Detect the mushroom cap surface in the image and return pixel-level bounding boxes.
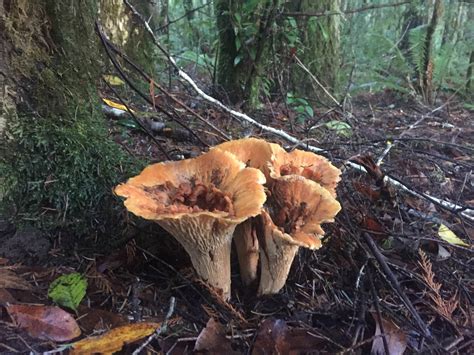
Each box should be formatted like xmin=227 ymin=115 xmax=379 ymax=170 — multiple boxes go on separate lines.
xmin=269 ymin=149 xmax=341 ymax=197
xmin=212 ymin=138 xmax=284 ymax=180
xmin=114 ymin=149 xmax=266 ymax=223
xmin=265 ymin=175 xmax=341 ymax=248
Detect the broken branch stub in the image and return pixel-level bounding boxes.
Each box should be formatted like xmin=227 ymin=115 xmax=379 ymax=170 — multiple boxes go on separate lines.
xmin=258 ymin=176 xmax=341 ymax=295
xmin=114 ymin=149 xmax=266 ymax=299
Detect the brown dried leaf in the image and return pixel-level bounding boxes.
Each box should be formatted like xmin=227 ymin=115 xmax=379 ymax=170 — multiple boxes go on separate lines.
xmin=0 ymin=288 xmax=16 ymax=303
xmin=371 ymin=314 xmax=407 ymax=355
xmin=71 ymin=322 xmax=161 ymax=354
xmin=252 ymin=319 xmax=324 ymax=355
xmin=194 ymin=318 xmax=237 ymax=354
xmin=6 ymin=304 xmax=81 ymax=342
xmin=0 ymin=268 xmax=32 ymax=290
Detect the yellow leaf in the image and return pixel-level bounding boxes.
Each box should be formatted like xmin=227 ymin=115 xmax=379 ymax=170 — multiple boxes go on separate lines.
xmin=70 ymin=322 xmax=161 ymax=355
xmin=438 ymin=224 xmax=469 ymax=247
xmin=102 ymin=98 xmax=134 ymax=113
xmin=103 ymin=75 xmax=125 ymax=86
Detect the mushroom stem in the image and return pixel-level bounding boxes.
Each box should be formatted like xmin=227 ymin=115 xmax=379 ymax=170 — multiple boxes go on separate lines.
xmin=256 ymin=212 xmax=300 ymax=295
xmin=159 ymin=216 xmax=236 ymax=300
xmin=233 ymin=220 xmax=259 ymax=286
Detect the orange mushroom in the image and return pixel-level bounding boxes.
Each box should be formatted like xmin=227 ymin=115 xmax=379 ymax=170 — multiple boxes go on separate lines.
xmin=212 ymin=138 xmax=285 ymax=285
xmin=269 ymin=149 xmax=341 ymax=197
xmin=114 ymin=149 xmax=266 ymax=299
xmin=257 ymin=175 xmax=341 ymax=295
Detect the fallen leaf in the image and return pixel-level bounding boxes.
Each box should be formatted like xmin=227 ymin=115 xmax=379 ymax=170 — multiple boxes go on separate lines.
xmin=103 ymin=75 xmax=125 ymax=86
xmin=371 ymin=314 xmax=407 ymax=355
xmin=102 ymin=98 xmax=134 ymax=113
xmin=194 ymin=318 xmax=236 ymax=354
xmin=6 ymin=304 xmax=81 ymax=342
xmin=0 ymin=268 xmax=32 ymax=290
xmin=70 ymin=322 xmax=161 ymax=355
xmin=438 ymin=224 xmax=470 ymax=247
xmin=0 ymin=288 xmax=16 ymax=303
xmin=252 ymin=319 xmax=324 ymax=355
xmin=76 ymin=306 xmax=128 ymax=334
xmin=48 ymin=272 xmax=87 ymax=311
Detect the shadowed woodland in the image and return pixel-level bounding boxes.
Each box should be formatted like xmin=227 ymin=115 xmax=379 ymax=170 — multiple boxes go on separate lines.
xmin=0 ymin=0 xmax=473 ymax=353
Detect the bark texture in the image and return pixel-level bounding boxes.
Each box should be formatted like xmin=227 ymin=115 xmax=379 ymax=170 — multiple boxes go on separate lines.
xmin=291 ymin=0 xmax=341 ymax=102
xmin=0 ymin=0 xmax=130 ymax=233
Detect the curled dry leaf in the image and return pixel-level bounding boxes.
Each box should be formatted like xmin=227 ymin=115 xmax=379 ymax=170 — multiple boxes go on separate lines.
xmin=0 ymin=268 xmax=32 ymax=290
xmin=71 ymin=322 xmax=161 ymax=355
xmin=194 ymin=318 xmax=237 ymax=354
xmin=371 ymin=313 xmax=407 ymax=355
xmin=6 ymin=304 xmax=81 ymax=342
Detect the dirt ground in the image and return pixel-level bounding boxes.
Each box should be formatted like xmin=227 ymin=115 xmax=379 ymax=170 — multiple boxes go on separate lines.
xmin=0 ymin=90 xmax=472 ymax=353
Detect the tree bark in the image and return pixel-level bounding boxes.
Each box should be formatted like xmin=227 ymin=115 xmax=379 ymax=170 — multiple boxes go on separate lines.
xmin=291 ymin=0 xmax=341 ymax=103
xmin=0 ymin=0 xmax=129 ymax=233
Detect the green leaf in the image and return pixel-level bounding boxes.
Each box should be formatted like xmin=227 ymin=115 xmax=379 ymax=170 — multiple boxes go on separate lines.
xmin=438 ymin=224 xmax=470 ymax=247
xmin=249 ymin=48 xmax=257 ymax=61
xmin=117 ymin=119 xmax=140 ymax=129
xmin=317 ymin=22 xmax=329 ymax=42
xmin=234 ymin=13 xmax=241 ymax=24
xmin=325 ymin=120 xmax=352 ymax=137
xmin=234 ymin=54 xmax=243 ymax=66
xmin=48 ymin=273 xmax=87 ymax=311
xmin=305 ymin=106 xmax=314 ymax=117
xmin=103 ymin=75 xmax=125 ymax=86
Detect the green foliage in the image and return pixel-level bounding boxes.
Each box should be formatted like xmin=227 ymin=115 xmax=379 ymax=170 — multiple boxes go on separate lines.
xmin=408 ymin=24 xmax=428 ymax=76
xmin=324 ymin=120 xmax=352 ymax=137
xmin=286 ymin=93 xmax=314 ymax=123
xmin=48 ymin=272 xmax=87 ymax=311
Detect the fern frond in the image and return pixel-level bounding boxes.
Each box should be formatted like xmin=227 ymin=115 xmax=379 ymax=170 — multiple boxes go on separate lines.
xmin=418 ymin=249 xmax=459 ymax=324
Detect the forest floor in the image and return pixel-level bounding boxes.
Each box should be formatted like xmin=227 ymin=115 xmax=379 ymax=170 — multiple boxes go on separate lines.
xmin=0 ymin=88 xmax=472 ymax=354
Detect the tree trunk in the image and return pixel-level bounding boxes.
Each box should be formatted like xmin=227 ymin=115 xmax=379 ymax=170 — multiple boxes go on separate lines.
xmin=1 ymin=0 xmax=130 ymax=233
xmin=214 ymin=0 xmax=279 ymax=109
xmin=291 ymin=0 xmax=341 ymax=103
xmin=214 ymin=0 xmax=243 ymax=103
xmin=467 ymin=50 xmax=474 ymax=98
xmin=420 ymin=0 xmax=443 ymax=104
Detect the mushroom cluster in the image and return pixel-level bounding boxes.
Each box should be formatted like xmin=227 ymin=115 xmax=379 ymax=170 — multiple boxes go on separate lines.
xmin=115 ymin=138 xmax=341 ymax=299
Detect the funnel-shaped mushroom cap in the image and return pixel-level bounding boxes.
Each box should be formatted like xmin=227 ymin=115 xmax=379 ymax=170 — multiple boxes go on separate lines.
xmin=212 ymin=138 xmax=285 ymax=285
xmin=269 ymin=149 xmax=341 ymax=197
xmin=212 ymin=138 xmax=285 ymax=180
xmin=115 ymin=149 xmax=266 ymax=299
xmin=258 ymin=175 xmax=341 ymax=295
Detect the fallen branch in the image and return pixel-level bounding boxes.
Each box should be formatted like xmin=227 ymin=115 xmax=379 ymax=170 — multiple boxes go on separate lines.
xmin=123 ymin=0 xmax=474 ymax=223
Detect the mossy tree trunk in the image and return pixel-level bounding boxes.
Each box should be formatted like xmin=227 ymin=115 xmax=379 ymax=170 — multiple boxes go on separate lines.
xmin=100 ymin=0 xmax=160 ymax=76
xmin=1 ymin=0 xmax=131 ymax=234
xmin=214 ymin=0 xmax=279 ymax=110
xmin=290 ymin=0 xmax=341 ymax=104
xmin=214 ymin=0 xmax=242 ymax=103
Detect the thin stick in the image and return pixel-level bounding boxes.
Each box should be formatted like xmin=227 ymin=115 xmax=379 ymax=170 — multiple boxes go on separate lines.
xmin=122 ymin=0 xmax=474 ymax=223
xmin=362 ymin=232 xmax=432 ymax=339
xmin=103 ymin=78 xmax=171 ymax=159
xmin=132 ymin=297 xmax=176 ymax=355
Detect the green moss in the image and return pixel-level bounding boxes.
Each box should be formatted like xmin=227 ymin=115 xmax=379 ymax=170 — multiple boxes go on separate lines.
xmin=1 ymin=0 xmax=142 ymax=234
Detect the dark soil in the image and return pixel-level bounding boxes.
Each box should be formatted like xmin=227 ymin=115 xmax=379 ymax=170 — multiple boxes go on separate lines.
xmin=1 ymin=90 xmax=472 ymax=354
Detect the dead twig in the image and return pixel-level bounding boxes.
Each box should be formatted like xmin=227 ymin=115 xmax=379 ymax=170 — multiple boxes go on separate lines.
xmin=123 ymin=0 xmax=474 ymax=223
xmin=362 ymin=232 xmax=432 ymax=340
